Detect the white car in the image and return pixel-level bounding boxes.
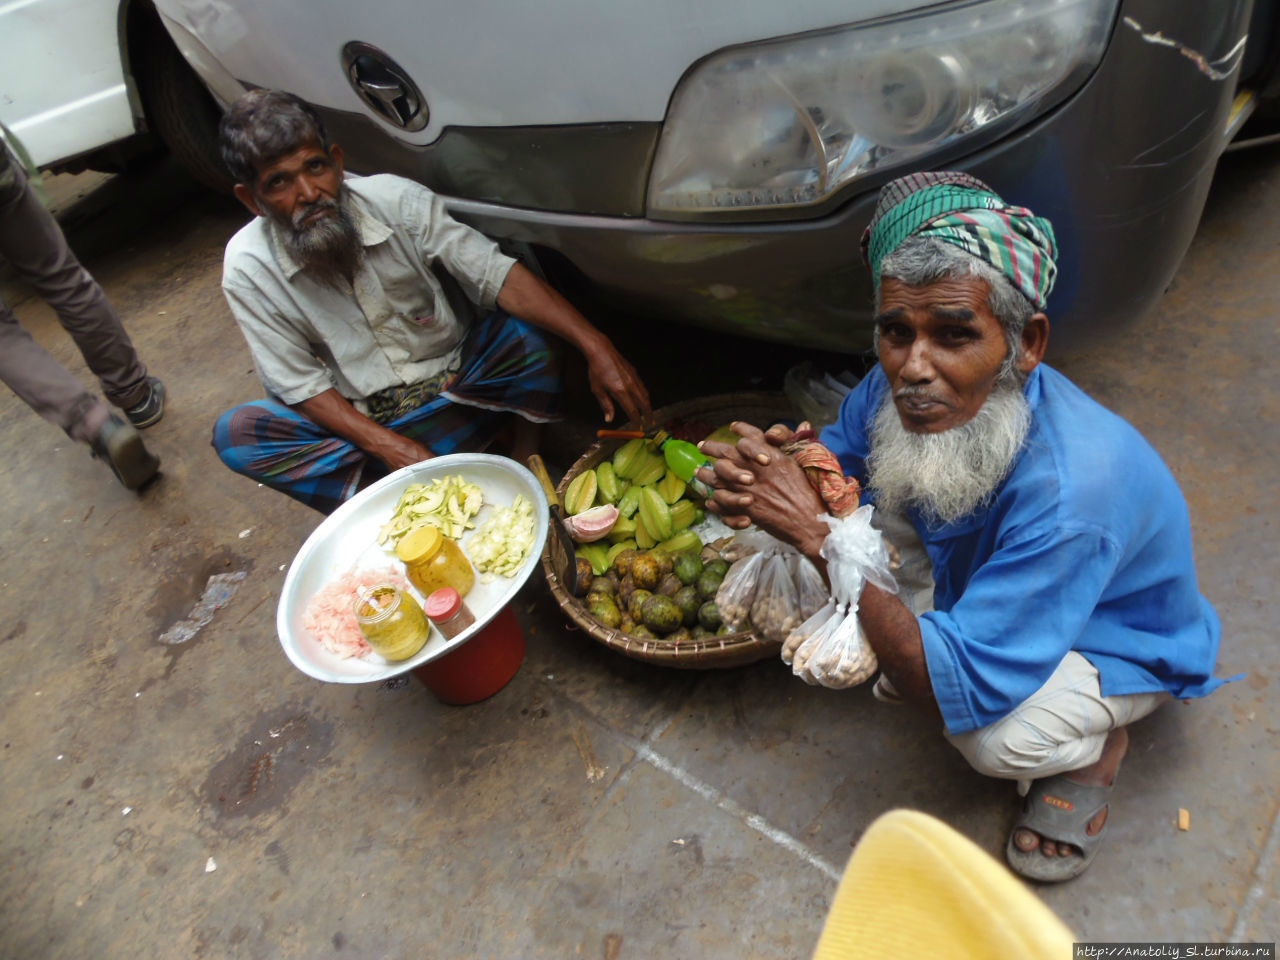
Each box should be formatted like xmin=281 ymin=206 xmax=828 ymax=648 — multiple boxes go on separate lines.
xmin=0 ymin=0 xmax=226 ymax=188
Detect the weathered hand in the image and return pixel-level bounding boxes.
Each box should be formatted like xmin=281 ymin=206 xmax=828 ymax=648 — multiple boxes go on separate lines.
xmin=763 ymin=423 xmax=797 ymax=447
xmin=697 ymin=422 xmax=829 ymax=558
xmin=585 ymin=340 xmax=652 ymax=426
xmin=371 ymin=432 xmax=434 ymax=472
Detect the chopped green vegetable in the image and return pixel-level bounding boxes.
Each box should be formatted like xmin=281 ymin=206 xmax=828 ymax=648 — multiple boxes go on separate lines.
xmin=378 ymin=475 xmax=484 ymax=546
xmin=467 ymin=495 xmax=536 ymax=577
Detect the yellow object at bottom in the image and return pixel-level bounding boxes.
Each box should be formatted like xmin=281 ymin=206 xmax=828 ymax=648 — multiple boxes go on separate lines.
xmin=812 ymin=810 xmax=1074 ymax=960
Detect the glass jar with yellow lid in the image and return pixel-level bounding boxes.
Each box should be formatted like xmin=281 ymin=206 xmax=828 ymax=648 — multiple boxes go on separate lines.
xmin=395 ymin=525 xmax=475 ymax=599
xmin=354 ymin=584 xmax=430 ymax=661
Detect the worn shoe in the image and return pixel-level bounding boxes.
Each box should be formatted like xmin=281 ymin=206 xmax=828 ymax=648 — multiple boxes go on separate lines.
xmin=125 ymin=376 xmax=166 ymax=429
xmin=91 ymin=414 xmax=160 ymax=490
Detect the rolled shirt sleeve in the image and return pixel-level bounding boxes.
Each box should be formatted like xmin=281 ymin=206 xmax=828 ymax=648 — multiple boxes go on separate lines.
xmin=920 ymin=526 xmax=1122 ymax=735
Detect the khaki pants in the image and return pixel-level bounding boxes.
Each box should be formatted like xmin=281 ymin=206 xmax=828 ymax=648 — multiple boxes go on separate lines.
xmin=946 ymin=651 xmax=1166 ymax=788
xmin=874 ymin=511 xmax=1166 ymax=786
xmin=0 ymin=150 xmax=148 ymax=442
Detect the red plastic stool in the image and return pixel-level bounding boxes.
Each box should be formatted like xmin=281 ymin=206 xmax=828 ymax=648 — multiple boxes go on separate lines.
xmin=412 ymin=603 xmax=525 ymax=705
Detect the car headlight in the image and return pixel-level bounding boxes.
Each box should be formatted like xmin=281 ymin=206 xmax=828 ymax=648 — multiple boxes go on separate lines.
xmin=647 ymin=0 xmax=1116 ymax=218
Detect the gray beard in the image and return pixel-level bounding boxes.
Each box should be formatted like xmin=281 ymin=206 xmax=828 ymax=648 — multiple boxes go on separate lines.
xmin=279 ymin=191 xmax=362 ymax=284
xmin=866 ymin=377 xmax=1032 ymax=526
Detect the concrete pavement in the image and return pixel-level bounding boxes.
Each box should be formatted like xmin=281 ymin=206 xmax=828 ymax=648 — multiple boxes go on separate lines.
xmin=0 ymin=148 xmax=1274 ymax=958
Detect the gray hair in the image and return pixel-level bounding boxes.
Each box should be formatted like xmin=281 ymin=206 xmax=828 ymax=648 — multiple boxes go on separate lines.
xmin=219 ymin=89 xmax=332 ymax=187
xmin=875 ymin=237 xmax=1034 ymax=382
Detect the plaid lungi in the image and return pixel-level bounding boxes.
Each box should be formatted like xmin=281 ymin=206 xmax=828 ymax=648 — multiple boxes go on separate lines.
xmin=213 ymin=311 xmax=561 ymax=514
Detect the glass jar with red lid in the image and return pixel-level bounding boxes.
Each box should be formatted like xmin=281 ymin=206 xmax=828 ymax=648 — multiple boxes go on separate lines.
xmin=422 ymin=587 xmax=476 ymax=639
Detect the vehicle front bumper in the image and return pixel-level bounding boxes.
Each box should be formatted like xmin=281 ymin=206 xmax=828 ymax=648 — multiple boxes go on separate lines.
xmin=444 ymin=0 xmax=1248 ymax=354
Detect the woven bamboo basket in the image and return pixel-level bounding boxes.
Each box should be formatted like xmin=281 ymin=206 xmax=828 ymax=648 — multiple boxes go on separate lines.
xmin=541 ymin=391 xmax=795 ymax=669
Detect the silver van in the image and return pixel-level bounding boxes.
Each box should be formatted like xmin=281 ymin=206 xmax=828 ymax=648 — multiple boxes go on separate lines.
xmin=153 ymin=0 xmax=1277 ymax=350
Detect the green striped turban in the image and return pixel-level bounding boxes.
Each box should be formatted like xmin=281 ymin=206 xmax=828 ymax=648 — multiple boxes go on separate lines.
xmin=860 ymin=171 xmax=1058 ymax=311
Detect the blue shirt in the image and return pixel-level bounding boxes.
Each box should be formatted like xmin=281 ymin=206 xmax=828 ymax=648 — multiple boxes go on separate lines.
xmin=820 ymin=364 xmax=1225 ymax=735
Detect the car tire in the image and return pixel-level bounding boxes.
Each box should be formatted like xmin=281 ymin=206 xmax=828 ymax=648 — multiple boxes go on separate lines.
xmin=139 ymin=39 xmax=231 ymax=193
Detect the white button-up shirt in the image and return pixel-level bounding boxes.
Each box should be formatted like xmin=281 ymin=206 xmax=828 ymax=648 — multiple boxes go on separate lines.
xmin=222 ymin=173 xmax=516 ymax=412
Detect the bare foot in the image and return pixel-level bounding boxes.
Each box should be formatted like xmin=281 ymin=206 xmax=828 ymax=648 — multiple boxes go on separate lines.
xmin=1013 ymin=726 xmax=1129 ymax=859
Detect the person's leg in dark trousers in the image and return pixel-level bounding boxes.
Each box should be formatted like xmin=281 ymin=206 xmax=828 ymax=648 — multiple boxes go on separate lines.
xmin=0 ymin=148 xmax=160 ymax=487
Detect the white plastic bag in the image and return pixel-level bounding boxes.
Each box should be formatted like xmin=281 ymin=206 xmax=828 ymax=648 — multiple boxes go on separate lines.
xmin=750 ymin=552 xmax=803 ymax=644
xmin=714 ymin=528 xmax=794 ymax=633
xmin=791 ymin=553 xmax=829 ymax=621
xmin=797 ymin=609 xmax=875 ymax=687
xmin=715 ymin=552 xmax=764 ymax=631
xmin=784 ymin=599 xmax=839 ymax=667
xmin=783 ymin=362 xmax=861 ymax=433
xmin=786 ymin=505 xmax=898 ymax=689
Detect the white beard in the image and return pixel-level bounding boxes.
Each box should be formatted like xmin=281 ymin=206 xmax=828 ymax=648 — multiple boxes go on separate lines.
xmin=866 ymin=379 xmax=1032 ymax=526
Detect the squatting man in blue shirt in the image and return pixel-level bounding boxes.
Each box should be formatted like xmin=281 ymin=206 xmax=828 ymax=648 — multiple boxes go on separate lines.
xmin=698 ymin=172 xmax=1226 ymax=883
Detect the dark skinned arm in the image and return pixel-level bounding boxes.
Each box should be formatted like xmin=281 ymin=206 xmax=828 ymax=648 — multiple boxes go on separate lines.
xmin=295 ymin=388 xmax=433 ymax=472
xmin=495 ymin=263 xmax=651 ymax=425
xmin=698 ymin=421 xmax=938 ymax=712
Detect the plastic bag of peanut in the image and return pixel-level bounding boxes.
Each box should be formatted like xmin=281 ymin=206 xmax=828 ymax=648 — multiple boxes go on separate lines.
xmin=715 ymin=528 xmax=784 ymax=630
xmin=790 ymin=505 xmax=898 ymax=689
xmin=750 ymin=552 xmax=803 ymax=644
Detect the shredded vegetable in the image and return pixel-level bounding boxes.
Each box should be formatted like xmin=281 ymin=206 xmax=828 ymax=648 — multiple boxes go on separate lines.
xmin=467 ymin=495 xmax=536 ymax=578
xmin=378 ymin=475 xmax=484 ymax=546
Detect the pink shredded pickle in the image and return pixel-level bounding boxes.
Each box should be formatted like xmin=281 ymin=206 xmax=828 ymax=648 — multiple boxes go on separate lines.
xmin=302 ymin=567 xmax=411 ymax=660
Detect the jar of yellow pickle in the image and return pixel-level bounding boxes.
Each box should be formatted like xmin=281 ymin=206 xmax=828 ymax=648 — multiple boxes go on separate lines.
xmin=354 ymin=584 xmax=430 ymax=661
xmin=395 ymin=525 xmax=475 ymax=599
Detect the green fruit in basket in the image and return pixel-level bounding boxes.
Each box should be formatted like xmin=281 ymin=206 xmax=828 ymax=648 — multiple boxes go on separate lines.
xmin=674 ymin=553 xmax=703 ymax=586
xmin=716 ymin=623 xmax=736 ymax=636
xmin=606 ymin=516 xmax=637 ymax=543
xmin=620 ymin=615 xmax=636 ymax=633
xmin=656 ymin=469 xmax=686 ymax=505
xmin=698 ymin=601 xmax=723 ymax=631
xmin=692 ymin=625 xmax=713 ymax=640
xmin=632 ymin=452 xmax=667 ymax=487
xmin=638 ymin=488 xmax=674 ymax=541
xmin=564 ymin=470 xmax=599 ymax=516
xmin=705 ymin=424 xmax=741 ymax=447
xmin=674 ymin=585 xmax=700 ymax=626
xmin=634 ymin=517 xmax=656 ymax=550
xmin=596 ymin=461 xmax=622 ymax=503
xmin=640 ymin=594 xmax=683 ymax=634
xmin=657 ymin=530 xmax=701 ymax=556
xmin=587 ymin=575 xmax=616 ymax=597
xmin=631 ymin=625 xmax=657 ymax=639
xmin=631 ymin=553 xmax=661 ymax=590
xmin=606 ymin=540 xmax=637 ymax=567
xmin=696 ymin=570 xmax=725 ymax=601
xmin=667 ymin=627 xmax=693 ymax=644
xmin=572 ymin=559 xmax=593 ymax=596
xmin=668 ymin=500 xmax=696 ymax=531
xmin=657 ymin=573 xmax=682 ymax=597
xmin=588 ymin=596 xmax=622 ymax=629
xmin=610 ymin=547 xmax=638 ymax=577
xmin=628 ymin=589 xmax=653 ymax=622
xmin=612 ymin=438 xmax=647 ymax=479
xmin=617 ymin=572 xmax=636 ymax=606
xmin=615 ymin=485 xmax=643 ymax=519
xmin=704 ymin=559 xmax=730 ymax=579
xmin=575 ymin=543 xmax=609 ymax=577
xmin=650 ymin=552 xmax=670 ymax=583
